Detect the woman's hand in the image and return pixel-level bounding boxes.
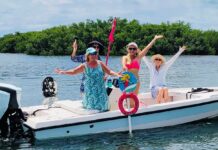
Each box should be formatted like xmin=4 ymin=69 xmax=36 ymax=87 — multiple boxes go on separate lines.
xmin=179 ymin=45 xmax=187 ymax=51
xmin=54 ymin=68 xmax=65 ymax=74
xmin=122 ymin=66 xmax=128 ymax=72
xmin=154 ymin=35 xmax=164 ymax=40
xmin=71 ymin=39 xmax=78 ymax=57
xmin=72 ymin=40 xmax=78 ymax=50
xmin=117 ymin=74 xmax=123 ymax=78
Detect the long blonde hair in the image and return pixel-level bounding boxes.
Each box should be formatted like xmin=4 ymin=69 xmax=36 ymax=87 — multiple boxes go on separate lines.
xmin=126 ymin=48 xmax=141 ymax=59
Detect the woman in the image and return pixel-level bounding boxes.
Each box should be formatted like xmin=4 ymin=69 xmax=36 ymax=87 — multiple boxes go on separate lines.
xmin=71 ymin=40 xmax=104 ymax=94
xmin=143 ymin=46 xmax=187 ymax=103
xmin=56 ymin=47 xmax=120 ymax=112
xmin=122 ymin=35 xmax=163 ymax=97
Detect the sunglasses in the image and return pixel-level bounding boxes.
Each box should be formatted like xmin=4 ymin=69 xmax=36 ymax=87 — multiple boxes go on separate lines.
xmin=89 ymin=52 xmax=97 ymax=56
xmin=129 ymin=48 xmax=137 ymax=51
xmin=93 ymin=45 xmax=99 ymax=49
xmin=155 ymin=58 xmax=162 ymax=61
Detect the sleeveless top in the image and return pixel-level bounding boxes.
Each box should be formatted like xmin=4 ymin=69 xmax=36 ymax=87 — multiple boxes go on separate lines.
xmin=83 ymin=61 xmax=108 ymax=111
xmin=126 ymin=59 xmax=140 ymax=70
xmin=71 ymin=55 xmax=101 ymax=93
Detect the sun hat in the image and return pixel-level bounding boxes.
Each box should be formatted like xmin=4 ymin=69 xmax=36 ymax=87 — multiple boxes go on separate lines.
xmin=88 ymin=41 xmax=104 ymax=51
xmin=151 ymin=54 xmax=166 ymax=63
xmin=127 ymin=42 xmax=138 ymax=48
xmin=86 ymin=47 xmax=97 ymax=55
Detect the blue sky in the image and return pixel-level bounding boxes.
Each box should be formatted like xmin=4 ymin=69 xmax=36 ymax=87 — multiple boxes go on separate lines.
xmin=1 ymin=0 xmax=218 ymax=37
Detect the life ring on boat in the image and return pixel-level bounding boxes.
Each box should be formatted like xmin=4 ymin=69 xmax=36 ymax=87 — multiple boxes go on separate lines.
xmin=118 ymin=93 xmax=139 ymax=116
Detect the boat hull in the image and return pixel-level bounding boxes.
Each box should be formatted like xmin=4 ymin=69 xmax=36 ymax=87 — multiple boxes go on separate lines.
xmin=27 ymin=98 xmax=218 ymax=140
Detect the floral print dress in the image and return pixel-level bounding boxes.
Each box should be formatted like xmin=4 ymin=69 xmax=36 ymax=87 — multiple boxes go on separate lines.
xmin=83 ymin=61 xmax=108 ymax=111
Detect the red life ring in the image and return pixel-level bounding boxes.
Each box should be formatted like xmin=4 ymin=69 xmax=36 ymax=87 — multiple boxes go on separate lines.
xmin=118 ymin=93 xmax=139 ymax=115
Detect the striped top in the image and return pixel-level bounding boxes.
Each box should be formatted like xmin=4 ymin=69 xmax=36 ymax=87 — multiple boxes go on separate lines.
xmin=143 ymin=48 xmax=184 ymax=89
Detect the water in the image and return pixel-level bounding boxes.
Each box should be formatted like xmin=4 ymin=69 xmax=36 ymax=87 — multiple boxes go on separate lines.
xmin=0 ymin=53 xmax=218 ymax=149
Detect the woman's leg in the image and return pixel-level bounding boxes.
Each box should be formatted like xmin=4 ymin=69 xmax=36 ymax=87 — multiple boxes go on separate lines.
xmin=130 ymin=82 xmax=140 ymax=107
xmin=156 ymin=88 xmax=164 ymax=103
xmin=163 ymin=88 xmax=170 ymax=102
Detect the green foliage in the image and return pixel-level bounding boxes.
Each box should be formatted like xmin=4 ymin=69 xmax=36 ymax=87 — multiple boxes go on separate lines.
xmin=0 ymin=18 xmax=217 ymax=55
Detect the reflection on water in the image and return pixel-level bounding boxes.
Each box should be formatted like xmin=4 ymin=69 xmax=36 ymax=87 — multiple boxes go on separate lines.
xmin=0 ymin=54 xmax=218 ymax=149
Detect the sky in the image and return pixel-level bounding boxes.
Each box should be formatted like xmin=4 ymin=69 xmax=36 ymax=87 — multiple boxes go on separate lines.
xmin=1 ymin=0 xmax=218 ymax=37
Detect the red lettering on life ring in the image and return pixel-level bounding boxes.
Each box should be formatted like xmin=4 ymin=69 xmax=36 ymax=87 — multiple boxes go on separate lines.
xmin=118 ymin=93 xmax=139 ymax=115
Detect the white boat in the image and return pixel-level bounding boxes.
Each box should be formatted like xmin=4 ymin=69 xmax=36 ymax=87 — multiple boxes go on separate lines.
xmin=1 ymin=82 xmax=218 ymax=140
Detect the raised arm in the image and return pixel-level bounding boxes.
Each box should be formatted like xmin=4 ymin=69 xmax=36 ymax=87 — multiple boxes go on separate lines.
xmin=138 ymin=35 xmax=163 ymax=59
xmin=142 ymin=56 xmax=152 ymax=70
xmin=100 ymin=61 xmax=121 ymax=77
xmin=165 ymin=46 xmax=186 ymax=68
xmin=71 ymin=39 xmax=78 ymax=57
xmin=55 ymin=64 xmax=85 ymax=75
xmin=71 ymin=40 xmax=86 ymax=63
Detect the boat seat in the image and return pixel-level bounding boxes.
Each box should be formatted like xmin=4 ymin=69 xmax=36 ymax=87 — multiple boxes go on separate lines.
xmin=54 ymin=100 xmax=100 ymax=115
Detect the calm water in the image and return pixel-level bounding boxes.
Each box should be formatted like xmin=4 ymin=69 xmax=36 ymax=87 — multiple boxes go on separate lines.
xmin=0 ymin=53 xmax=218 ymax=149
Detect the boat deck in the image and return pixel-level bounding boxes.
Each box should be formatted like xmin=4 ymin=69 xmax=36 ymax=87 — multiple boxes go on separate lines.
xmin=22 ymin=87 xmax=218 ymax=130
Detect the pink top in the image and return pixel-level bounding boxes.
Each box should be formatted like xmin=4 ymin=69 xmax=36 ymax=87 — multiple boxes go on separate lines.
xmin=126 ymin=59 xmax=140 ymax=70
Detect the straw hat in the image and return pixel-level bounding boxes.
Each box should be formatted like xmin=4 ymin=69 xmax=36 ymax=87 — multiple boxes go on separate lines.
xmin=127 ymin=42 xmax=138 ymax=48
xmin=151 ymin=54 xmax=166 ymax=64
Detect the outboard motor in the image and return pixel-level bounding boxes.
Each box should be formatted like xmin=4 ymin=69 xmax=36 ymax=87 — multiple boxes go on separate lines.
xmin=0 ymin=83 xmax=26 ymax=139
xmin=42 ymin=77 xmax=58 ymax=107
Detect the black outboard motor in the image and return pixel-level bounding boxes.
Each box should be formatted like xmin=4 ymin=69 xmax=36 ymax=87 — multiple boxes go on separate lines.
xmin=0 ymin=83 xmax=26 ymax=139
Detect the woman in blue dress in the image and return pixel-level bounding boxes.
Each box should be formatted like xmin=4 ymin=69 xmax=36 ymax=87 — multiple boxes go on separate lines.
xmin=55 ymin=47 xmax=121 ymax=111
xmin=71 ymin=40 xmax=104 ymax=94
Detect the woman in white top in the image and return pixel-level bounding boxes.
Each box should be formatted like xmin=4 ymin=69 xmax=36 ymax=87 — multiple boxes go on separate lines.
xmin=143 ymin=46 xmax=186 ymax=103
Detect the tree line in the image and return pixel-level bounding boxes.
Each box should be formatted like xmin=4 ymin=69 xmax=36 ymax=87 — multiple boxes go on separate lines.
xmin=0 ymin=18 xmax=218 ymax=56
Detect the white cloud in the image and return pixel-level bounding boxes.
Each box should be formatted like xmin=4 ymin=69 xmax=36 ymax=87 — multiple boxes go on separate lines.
xmin=1 ymin=0 xmax=218 ymax=37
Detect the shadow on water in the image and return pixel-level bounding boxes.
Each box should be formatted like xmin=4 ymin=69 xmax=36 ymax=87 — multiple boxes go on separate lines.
xmin=1 ymin=118 xmax=218 ymax=150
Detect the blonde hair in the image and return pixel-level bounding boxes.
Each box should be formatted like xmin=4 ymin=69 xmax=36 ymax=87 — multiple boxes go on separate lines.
xmin=85 ymin=54 xmax=89 ymax=62
xmin=151 ymin=54 xmax=166 ymax=64
xmin=126 ymin=46 xmax=140 ymax=57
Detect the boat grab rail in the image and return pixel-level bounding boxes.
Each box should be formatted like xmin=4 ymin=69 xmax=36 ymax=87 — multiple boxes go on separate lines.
xmin=30 ymin=106 xmax=61 ymax=116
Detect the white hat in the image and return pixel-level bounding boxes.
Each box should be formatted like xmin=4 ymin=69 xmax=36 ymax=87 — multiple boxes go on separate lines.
xmin=127 ymin=42 xmax=138 ymax=48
